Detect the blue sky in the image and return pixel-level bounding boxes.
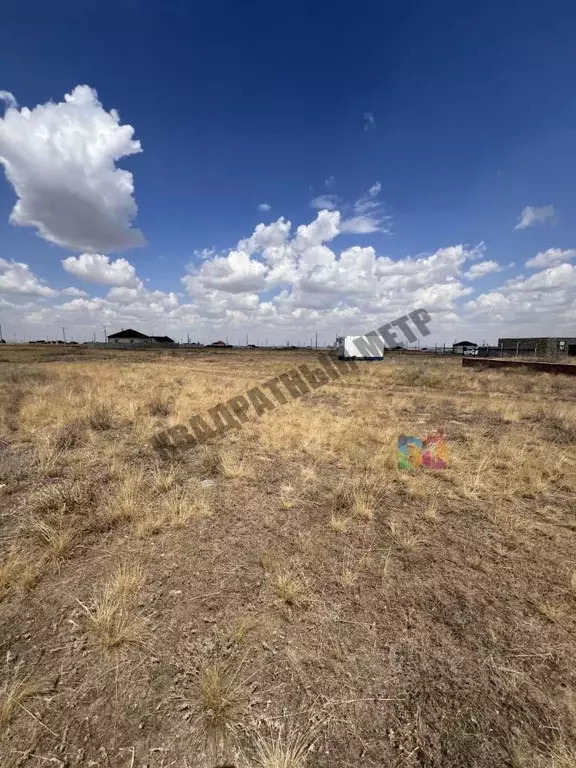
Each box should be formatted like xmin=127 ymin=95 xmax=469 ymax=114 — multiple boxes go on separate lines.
xmin=0 ymin=0 xmax=575 ymax=344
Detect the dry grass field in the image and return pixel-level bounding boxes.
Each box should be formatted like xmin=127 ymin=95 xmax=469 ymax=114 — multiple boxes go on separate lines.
xmin=0 ymin=346 xmax=575 ymax=768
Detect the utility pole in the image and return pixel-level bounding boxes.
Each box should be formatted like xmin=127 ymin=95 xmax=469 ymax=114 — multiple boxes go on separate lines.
xmin=103 ymin=326 xmax=107 ymax=342
xmin=245 ymin=333 xmax=248 ymax=346
xmin=315 ymin=332 xmax=318 ymax=349
xmin=62 ymin=327 xmax=66 ymax=343
xmin=0 ymin=324 xmax=3 ymax=342
xmin=265 ymin=337 xmax=268 ymax=348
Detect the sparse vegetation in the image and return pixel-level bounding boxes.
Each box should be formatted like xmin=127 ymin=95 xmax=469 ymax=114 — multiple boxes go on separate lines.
xmin=252 ymin=724 xmax=318 ymax=768
xmin=0 ymin=347 xmax=575 ymax=765
xmin=195 ymin=658 xmax=249 ymax=759
xmin=0 ymin=672 xmax=51 ymax=726
xmin=80 ymin=562 xmax=146 ymax=649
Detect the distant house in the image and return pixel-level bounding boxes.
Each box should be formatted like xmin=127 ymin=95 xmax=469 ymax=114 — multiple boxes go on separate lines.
xmin=453 ymin=340 xmax=478 ymax=356
xmin=209 ymin=340 xmax=230 ymax=347
xmin=107 ymin=329 xmax=174 ymax=345
xmin=151 ymin=335 xmax=175 ymax=343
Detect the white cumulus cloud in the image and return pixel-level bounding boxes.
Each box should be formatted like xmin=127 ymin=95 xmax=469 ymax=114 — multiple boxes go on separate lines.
xmin=189 ymin=250 xmax=268 ymax=294
xmin=61 ymin=287 xmax=89 ymax=297
xmin=525 ymin=248 xmax=576 ymax=269
xmin=0 ymin=91 xmax=17 ymax=109
xmin=62 ymin=253 xmax=141 ymax=287
xmin=257 ymin=202 xmax=271 ymax=212
xmin=464 ymin=260 xmax=502 ymax=279
xmin=0 ymin=85 xmax=145 ymax=252
xmin=0 ymin=258 xmax=57 ymax=296
xmin=515 ymin=205 xmax=556 ymax=230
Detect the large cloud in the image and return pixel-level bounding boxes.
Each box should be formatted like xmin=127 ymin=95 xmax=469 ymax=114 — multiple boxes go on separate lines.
xmin=3 ymin=204 xmax=575 ymax=345
xmin=181 ymin=211 xmax=483 ymax=340
xmin=0 ymin=85 xmax=145 ymax=252
xmin=526 ymin=248 xmax=576 ymax=269
xmin=62 ymin=254 xmax=140 ymax=287
xmin=0 ymin=258 xmax=57 ymax=297
xmin=466 ymin=263 xmax=576 ymax=335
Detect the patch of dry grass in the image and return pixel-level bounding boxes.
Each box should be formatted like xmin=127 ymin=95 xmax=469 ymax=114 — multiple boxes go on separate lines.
xmin=80 ymin=563 xmax=146 ymax=649
xmin=251 ymin=724 xmax=317 ymax=768
xmin=135 ymin=483 xmax=213 ymax=536
xmin=0 ymin=551 xmax=41 ymax=600
xmin=28 ymin=516 xmax=77 ymax=559
xmin=0 ymin=673 xmax=51 ymax=726
xmin=328 ymin=514 xmax=351 ymax=533
xmin=536 ymin=600 xmax=567 ymax=624
xmin=272 ymin=569 xmax=307 ymax=607
xmin=195 ymin=658 xmax=249 ymax=758
xmin=352 ymin=486 xmax=376 ymax=520
xmin=219 ymin=448 xmax=253 ymax=480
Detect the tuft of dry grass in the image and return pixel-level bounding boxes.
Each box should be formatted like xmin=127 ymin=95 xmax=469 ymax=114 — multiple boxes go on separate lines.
xmin=28 ymin=517 xmax=77 ymax=559
xmin=0 ymin=551 xmax=41 ymax=599
xmin=228 ymin=615 xmax=257 ymax=647
xmin=101 ymin=470 xmax=146 ymax=527
xmin=339 ymin=567 xmax=359 ymax=588
xmin=135 ymin=484 xmax=213 ymax=536
xmin=252 ymin=724 xmax=317 ymax=768
xmin=220 ymin=448 xmax=253 ymax=480
xmin=511 ymin=741 xmax=576 ymax=768
xmin=387 ymin=518 xmax=423 ymax=551
xmin=195 ymin=659 xmax=249 ymax=756
xmin=423 ymin=497 xmax=439 ymax=522
xmin=352 ymin=487 xmax=375 ymax=520
xmin=328 ymin=514 xmax=350 ymax=533
xmin=35 ymin=433 xmax=64 ymax=476
xmin=80 ymin=563 xmax=146 ymax=649
xmin=280 ymin=484 xmax=296 ymax=510
xmin=272 ymin=569 xmax=306 ymax=608
xmin=0 ymin=674 xmax=51 ymax=726
xmin=536 ymin=600 xmax=566 ymax=624
xmin=87 ymin=402 xmax=114 ymax=431
xmin=147 ymin=395 xmax=172 ymax=417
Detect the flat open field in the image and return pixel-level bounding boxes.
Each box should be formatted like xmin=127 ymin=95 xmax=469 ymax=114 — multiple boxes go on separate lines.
xmin=1 ymin=347 xmax=575 ymax=768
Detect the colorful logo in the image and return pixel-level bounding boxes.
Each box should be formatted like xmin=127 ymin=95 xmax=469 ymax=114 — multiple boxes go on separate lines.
xmin=398 ymin=428 xmax=447 ymax=470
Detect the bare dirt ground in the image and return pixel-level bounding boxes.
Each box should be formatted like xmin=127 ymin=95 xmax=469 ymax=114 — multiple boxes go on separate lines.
xmin=1 ymin=346 xmax=575 ymax=768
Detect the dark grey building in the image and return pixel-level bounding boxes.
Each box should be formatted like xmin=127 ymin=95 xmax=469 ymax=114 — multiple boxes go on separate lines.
xmin=453 ymin=340 xmax=478 ymax=355
xmin=497 ymin=337 xmax=576 ymax=357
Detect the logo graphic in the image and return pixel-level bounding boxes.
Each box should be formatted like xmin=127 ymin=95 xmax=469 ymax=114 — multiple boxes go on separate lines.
xmin=398 ymin=428 xmax=447 ymax=470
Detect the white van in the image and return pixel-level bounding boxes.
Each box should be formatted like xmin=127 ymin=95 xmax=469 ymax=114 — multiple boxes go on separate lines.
xmin=337 ymin=333 xmax=384 ymax=360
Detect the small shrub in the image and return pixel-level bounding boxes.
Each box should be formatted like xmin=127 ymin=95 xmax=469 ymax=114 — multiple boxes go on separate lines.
xmin=147 ymin=397 xmax=172 ymax=417
xmin=88 ymin=403 xmax=114 ymax=431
